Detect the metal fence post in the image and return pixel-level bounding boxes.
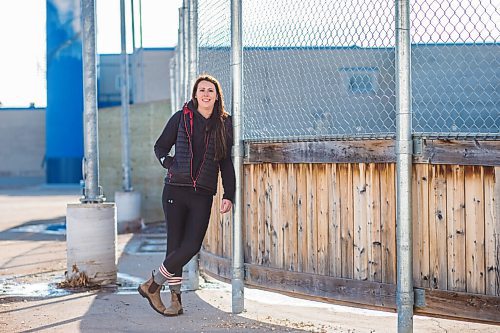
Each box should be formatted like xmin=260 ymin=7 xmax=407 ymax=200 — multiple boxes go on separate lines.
xmin=183 ymin=1 xmax=190 ymax=102
xmin=188 ymin=0 xmax=198 ymax=87
xmin=169 ymin=57 xmax=176 ymax=117
xmin=231 ymin=0 xmax=244 ymax=314
xmin=130 ymin=0 xmax=136 ymax=103
xmin=68 ymin=0 xmax=116 ymax=286
xmin=395 ymin=0 xmax=413 ymax=332
xmin=81 ymin=0 xmax=102 ymax=203
xmin=178 ymin=7 xmax=184 ymax=105
xmin=120 ymin=0 xmax=132 ymax=191
xmin=137 ymin=0 xmax=144 ymax=102
xmin=183 ymin=0 xmax=200 ymax=291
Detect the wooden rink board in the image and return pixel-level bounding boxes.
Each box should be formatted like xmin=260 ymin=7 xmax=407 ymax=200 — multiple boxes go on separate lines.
xmin=203 ymin=161 xmax=500 ymax=323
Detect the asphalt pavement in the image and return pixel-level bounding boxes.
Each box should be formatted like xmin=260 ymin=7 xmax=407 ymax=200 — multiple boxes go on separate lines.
xmin=0 ymin=184 xmax=498 ymax=333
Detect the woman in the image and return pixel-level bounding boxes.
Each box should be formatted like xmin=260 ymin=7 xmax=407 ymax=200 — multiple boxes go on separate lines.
xmin=138 ymin=74 xmax=235 ymax=316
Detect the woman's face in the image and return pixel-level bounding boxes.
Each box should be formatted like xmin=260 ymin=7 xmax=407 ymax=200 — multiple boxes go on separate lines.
xmin=195 ymin=80 xmax=217 ymax=111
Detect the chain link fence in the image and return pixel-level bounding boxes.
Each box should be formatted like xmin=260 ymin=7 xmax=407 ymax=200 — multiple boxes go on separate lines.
xmin=185 ymin=0 xmax=499 ymax=142
xmin=411 ymin=0 xmax=499 ymax=139
xmin=242 ymin=0 xmax=398 ymax=141
xmin=198 ymin=0 xmax=232 ymax=116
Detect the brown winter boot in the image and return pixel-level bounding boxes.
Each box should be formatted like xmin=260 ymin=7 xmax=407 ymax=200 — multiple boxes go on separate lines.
xmin=163 ymin=291 xmax=183 ymax=316
xmin=138 ymin=272 xmax=167 ymax=315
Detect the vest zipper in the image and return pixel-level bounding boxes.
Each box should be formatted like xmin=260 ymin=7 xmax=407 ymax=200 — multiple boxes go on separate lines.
xmin=183 ymin=105 xmax=211 ymax=191
xmin=192 ymin=131 xmax=210 ymax=191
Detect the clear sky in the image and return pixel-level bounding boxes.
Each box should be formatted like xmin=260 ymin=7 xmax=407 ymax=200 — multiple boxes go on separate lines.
xmin=0 ymin=0 xmax=183 ymax=108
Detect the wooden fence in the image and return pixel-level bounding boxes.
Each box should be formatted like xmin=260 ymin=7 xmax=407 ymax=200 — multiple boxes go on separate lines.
xmin=200 ymin=139 xmax=500 ymax=323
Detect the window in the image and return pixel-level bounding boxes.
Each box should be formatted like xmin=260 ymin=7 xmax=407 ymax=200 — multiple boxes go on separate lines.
xmin=339 ymin=67 xmax=379 ymax=95
xmin=349 ymin=74 xmax=374 ymax=93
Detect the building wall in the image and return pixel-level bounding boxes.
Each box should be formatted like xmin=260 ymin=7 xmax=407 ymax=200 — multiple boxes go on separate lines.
xmin=0 ymin=100 xmax=170 ymax=219
xmin=98 ymin=100 xmax=172 ymax=223
xmin=199 ymin=44 xmax=499 ymax=139
xmin=98 ymin=49 xmax=175 ymax=108
xmin=412 ymin=44 xmax=499 ymax=134
xmin=0 ymin=110 xmax=46 ymax=178
xmin=133 ymin=49 xmax=175 ymax=104
xmin=97 ymin=55 xmax=124 ymax=107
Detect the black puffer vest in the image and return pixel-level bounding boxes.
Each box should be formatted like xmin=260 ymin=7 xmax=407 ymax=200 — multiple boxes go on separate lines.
xmin=167 ymin=103 xmax=219 ymax=194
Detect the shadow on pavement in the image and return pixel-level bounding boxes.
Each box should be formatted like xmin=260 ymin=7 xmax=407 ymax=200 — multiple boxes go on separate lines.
xmin=78 ymin=289 xmax=308 ymax=333
xmin=0 ymin=177 xmax=45 ymax=190
xmin=0 ymin=187 xmax=306 ymax=332
xmin=81 ymin=223 xmax=307 ymax=332
xmin=0 ymin=216 xmax=66 ymax=241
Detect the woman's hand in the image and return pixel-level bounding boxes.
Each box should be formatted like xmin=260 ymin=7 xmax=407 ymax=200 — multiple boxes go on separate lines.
xmin=220 ymin=199 xmax=233 ymax=214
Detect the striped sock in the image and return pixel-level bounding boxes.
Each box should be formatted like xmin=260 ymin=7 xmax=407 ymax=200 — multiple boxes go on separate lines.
xmin=167 ymin=275 xmax=183 ymax=287
xmin=169 ymin=283 xmax=181 ymax=294
xmin=153 ymin=264 xmax=173 ymax=285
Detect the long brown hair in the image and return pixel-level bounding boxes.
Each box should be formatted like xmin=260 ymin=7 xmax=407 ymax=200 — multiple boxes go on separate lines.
xmin=191 ymin=74 xmax=229 ymax=161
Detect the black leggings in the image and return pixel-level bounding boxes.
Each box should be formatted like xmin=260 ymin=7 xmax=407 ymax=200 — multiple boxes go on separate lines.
xmin=161 ymin=184 xmax=214 ymax=278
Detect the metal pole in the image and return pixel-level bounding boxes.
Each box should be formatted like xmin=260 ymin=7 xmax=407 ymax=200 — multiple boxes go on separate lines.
xmin=183 ymin=0 xmax=200 ymax=291
xmin=80 ymin=0 xmax=102 ymax=203
xmin=231 ymin=0 xmax=244 ymax=314
xmin=183 ymin=1 xmax=189 ymax=102
xmin=138 ymin=0 xmax=143 ymax=48
xmin=188 ymin=0 xmax=198 ymax=88
xmin=130 ymin=0 xmax=136 ymax=103
xmin=395 ymin=0 xmax=413 ymax=332
xmin=177 ymin=56 xmax=180 ymax=109
xmin=138 ymin=0 xmax=144 ymax=102
xmin=130 ymin=0 xmax=136 ymax=50
xmin=120 ymin=0 xmax=132 ymax=191
xmin=169 ymin=57 xmax=176 ymax=117
xmin=177 ymin=8 xmax=183 ymax=107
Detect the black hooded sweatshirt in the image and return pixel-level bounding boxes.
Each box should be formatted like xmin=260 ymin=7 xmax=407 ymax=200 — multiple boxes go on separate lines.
xmin=154 ymin=101 xmax=236 ymax=202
